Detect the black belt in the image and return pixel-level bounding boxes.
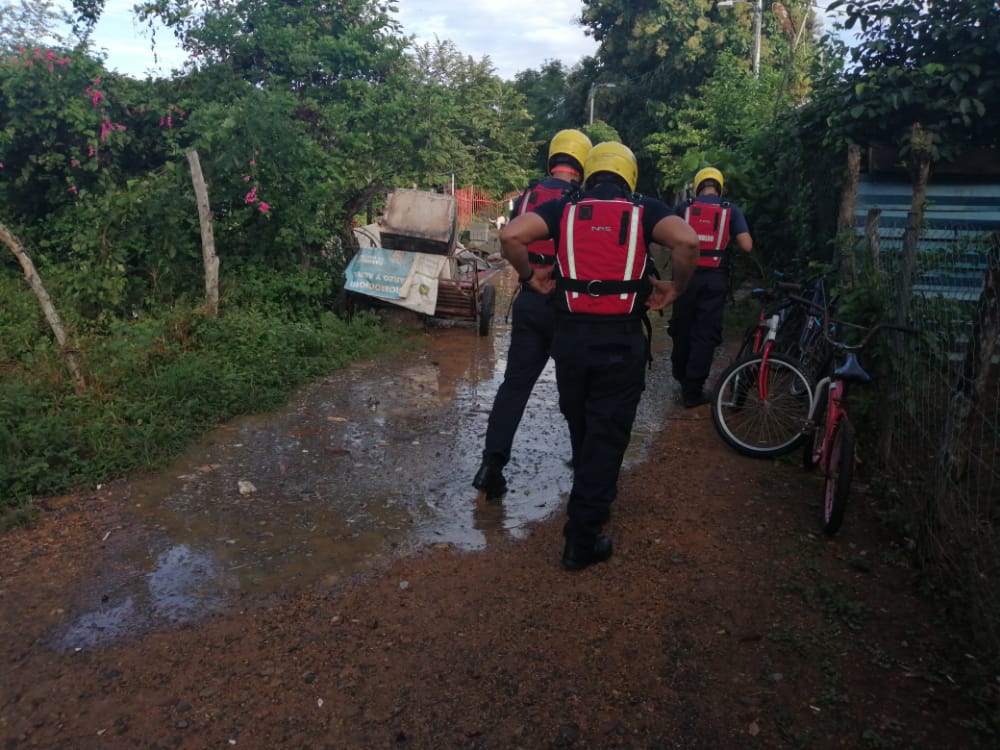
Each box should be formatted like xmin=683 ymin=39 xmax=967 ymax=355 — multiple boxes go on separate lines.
xmin=557 ymin=317 xmax=643 ymax=336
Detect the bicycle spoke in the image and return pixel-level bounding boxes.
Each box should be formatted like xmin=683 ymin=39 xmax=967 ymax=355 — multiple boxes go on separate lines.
xmin=712 ymin=353 xmax=814 ymax=458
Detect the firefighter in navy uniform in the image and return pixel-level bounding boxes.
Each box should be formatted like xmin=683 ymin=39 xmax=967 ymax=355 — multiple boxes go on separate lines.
xmin=668 ymin=167 xmax=753 ymax=408
xmin=499 ymin=142 xmax=699 ymax=571
xmin=472 ymin=129 xmax=593 ymax=499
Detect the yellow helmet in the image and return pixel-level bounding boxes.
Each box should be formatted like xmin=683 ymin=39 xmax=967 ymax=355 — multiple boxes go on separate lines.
xmin=548 ymin=129 xmax=593 ymax=174
xmin=694 ymin=167 xmax=725 ymax=194
xmin=583 ymin=142 xmax=638 ymax=192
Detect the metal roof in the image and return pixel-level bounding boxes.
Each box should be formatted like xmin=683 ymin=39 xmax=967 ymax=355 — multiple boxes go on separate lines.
xmin=855 ymin=178 xmax=1000 ymax=230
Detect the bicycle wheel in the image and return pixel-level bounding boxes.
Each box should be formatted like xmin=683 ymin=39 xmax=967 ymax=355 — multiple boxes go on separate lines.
xmin=821 ymin=417 xmax=855 ymax=536
xmin=802 ymin=387 xmax=828 ymax=468
xmin=711 ymin=352 xmax=814 ymax=458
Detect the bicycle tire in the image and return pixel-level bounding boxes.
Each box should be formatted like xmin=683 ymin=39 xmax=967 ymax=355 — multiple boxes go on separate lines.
xmin=821 ymin=417 xmax=855 ymax=536
xmin=802 ymin=387 xmax=828 ymax=468
xmin=711 ymin=352 xmax=814 ymax=458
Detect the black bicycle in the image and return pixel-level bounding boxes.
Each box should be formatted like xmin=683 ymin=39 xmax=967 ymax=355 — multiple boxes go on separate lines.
xmin=711 ymin=279 xmax=837 ymax=457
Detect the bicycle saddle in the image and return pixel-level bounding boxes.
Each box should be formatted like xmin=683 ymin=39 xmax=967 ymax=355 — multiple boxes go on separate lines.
xmin=833 ymin=352 xmax=872 ymax=384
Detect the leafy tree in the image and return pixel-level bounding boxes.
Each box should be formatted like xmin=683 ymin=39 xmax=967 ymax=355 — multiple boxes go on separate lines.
xmin=0 ymin=0 xmax=73 ymax=51
xmin=644 ymin=51 xmax=781 ymax=199
xmin=575 ymin=0 xmax=823 ymax=196
xmin=577 ymin=0 xmax=743 ymax=151
xmin=512 ymin=60 xmax=573 ymax=130
xmin=407 ymin=40 xmax=535 ymax=195
xmin=827 ymin=0 xmax=1000 ymax=158
xmin=0 ymin=47 xmax=135 ymax=229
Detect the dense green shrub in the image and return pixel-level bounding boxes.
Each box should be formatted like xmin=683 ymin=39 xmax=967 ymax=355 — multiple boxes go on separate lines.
xmin=0 ymin=270 xmax=405 ymax=527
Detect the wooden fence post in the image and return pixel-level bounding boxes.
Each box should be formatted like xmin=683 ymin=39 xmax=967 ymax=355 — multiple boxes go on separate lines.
xmin=0 ymin=222 xmax=87 ymax=394
xmin=836 ymin=144 xmax=861 ymax=284
xmin=186 ymin=150 xmax=220 ymax=318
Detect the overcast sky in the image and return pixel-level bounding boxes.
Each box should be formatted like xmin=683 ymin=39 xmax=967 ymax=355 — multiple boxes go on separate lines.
xmin=75 ymin=0 xmax=600 ymax=81
xmin=74 ymin=0 xmax=846 ymax=81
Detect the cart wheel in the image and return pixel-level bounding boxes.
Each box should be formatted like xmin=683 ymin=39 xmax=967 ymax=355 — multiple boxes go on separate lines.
xmin=478 ymin=284 xmax=496 ymax=336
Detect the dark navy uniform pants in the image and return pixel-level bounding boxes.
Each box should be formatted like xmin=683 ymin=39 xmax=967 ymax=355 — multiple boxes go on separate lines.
xmin=668 ymin=270 xmax=727 ymax=397
xmin=550 ymin=318 xmax=647 ymax=545
xmin=481 ymin=286 xmax=554 ymax=465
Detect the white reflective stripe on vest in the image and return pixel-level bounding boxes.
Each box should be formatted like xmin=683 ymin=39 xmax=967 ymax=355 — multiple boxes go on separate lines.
xmin=713 ymin=206 xmax=730 ymax=251
xmin=565 ymin=203 xmax=579 ymax=299
xmin=620 ymin=205 xmax=642 ymax=299
xmin=518 ymin=191 xmax=530 ymax=216
xmin=563 ymin=202 xmax=643 ymax=300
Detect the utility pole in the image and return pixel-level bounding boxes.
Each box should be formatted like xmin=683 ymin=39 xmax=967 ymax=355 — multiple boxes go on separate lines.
xmin=718 ymin=0 xmax=763 ymax=78
xmin=751 ymin=0 xmax=762 ymax=78
xmin=587 ymin=82 xmax=618 ymax=125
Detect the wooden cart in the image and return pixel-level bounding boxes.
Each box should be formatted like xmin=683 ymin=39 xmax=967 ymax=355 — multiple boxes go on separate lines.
xmin=347 ymin=189 xmax=502 ymax=336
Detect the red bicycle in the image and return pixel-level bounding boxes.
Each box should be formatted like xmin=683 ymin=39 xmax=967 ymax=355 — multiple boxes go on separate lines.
xmin=802 ymin=320 xmax=917 ymax=535
xmin=711 ymin=279 xmax=836 ymax=458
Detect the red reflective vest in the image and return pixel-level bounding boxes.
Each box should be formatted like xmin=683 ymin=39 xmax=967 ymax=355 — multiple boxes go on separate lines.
xmin=684 ymin=200 xmax=731 ymax=269
xmin=517 ymin=182 xmax=568 ymax=268
xmin=555 ymin=197 xmax=649 ymax=316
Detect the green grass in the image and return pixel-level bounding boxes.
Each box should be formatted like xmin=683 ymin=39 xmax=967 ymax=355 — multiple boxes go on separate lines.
xmin=0 ymin=272 xmax=413 ymax=527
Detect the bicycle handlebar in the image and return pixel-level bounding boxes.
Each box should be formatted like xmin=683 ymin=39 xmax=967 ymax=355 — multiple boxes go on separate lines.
xmin=780 ymin=292 xmax=920 ymax=351
xmin=847 ymin=322 xmax=920 ymax=349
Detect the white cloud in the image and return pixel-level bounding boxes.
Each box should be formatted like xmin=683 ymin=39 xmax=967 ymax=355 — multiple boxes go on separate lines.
xmin=396 ymin=0 xmax=598 ymax=79
xmin=67 ymin=0 xmax=597 ymax=80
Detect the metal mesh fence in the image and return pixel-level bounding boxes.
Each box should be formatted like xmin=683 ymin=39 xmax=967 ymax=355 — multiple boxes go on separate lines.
xmin=859 ymin=220 xmax=999 ymax=663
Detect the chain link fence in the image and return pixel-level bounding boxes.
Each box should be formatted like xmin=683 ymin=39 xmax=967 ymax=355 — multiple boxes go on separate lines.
xmin=858 ymin=216 xmax=999 ymax=665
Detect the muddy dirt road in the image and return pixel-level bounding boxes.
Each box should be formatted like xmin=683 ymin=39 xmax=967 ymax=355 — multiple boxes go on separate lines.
xmin=1 ymin=269 xmax=993 ymax=749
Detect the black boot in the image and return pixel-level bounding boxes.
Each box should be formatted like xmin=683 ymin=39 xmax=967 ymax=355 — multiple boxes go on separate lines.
xmin=682 ymin=390 xmax=710 ymax=408
xmin=561 ymin=536 xmax=613 ymax=571
xmin=472 ymin=456 xmax=507 ymax=498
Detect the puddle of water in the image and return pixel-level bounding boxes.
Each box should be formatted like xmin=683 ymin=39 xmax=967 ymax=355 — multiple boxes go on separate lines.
xmin=55 ymin=266 xmax=686 ymax=650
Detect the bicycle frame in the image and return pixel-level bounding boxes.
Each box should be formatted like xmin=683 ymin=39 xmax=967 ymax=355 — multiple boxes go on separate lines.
xmin=805 ymin=375 xmax=847 ymax=470
xmin=755 ymin=313 xmax=781 ymax=398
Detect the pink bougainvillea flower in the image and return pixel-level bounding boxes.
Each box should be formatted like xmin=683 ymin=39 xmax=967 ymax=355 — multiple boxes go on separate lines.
xmin=70 ymin=159 xmax=81 ymax=168
xmin=248 ymin=160 xmax=256 ymax=167
xmin=243 ymin=175 xmax=251 ymax=182
xmin=244 ymin=186 xmax=258 ymax=204
xmin=68 ymin=185 xmax=78 ymax=194
xmin=258 ymin=202 xmax=271 ymax=214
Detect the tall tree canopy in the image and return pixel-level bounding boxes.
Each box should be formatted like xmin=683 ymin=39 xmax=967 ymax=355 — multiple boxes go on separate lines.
xmin=575 ymin=0 xmax=822 ymax=195
xmin=0 ymin=0 xmax=73 ymax=51
xmin=826 ymin=0 xmax=1000 ymax=157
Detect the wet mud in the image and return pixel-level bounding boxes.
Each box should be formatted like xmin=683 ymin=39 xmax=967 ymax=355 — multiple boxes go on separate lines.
xmin=52 ymin=269 xmax=684 ymax=651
